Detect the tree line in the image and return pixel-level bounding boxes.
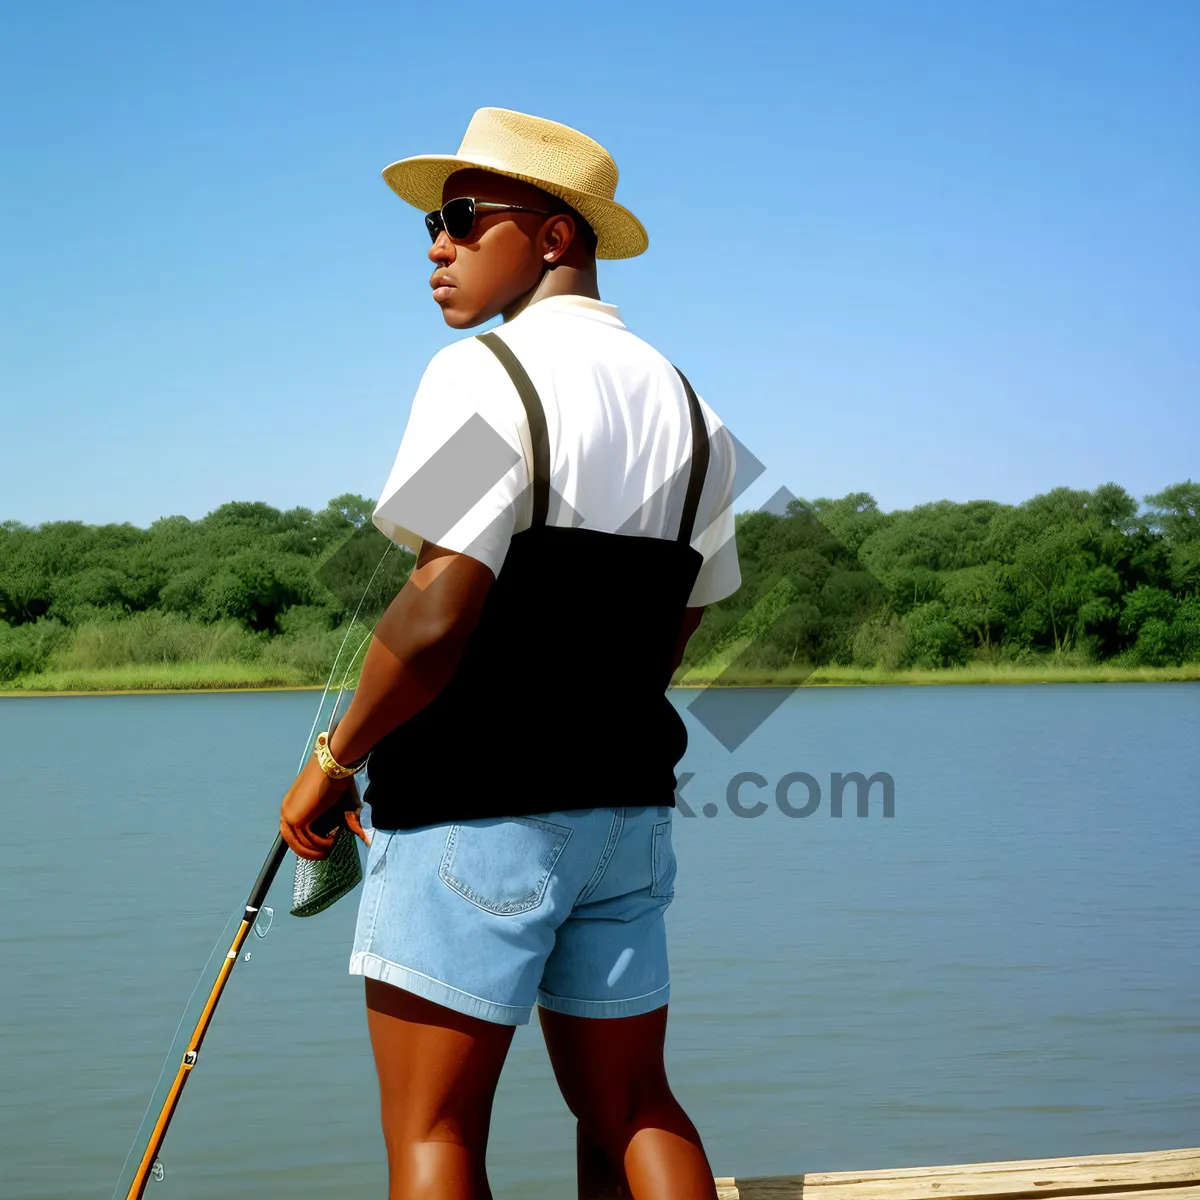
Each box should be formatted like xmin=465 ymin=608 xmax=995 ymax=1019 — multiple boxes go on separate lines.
xmin=687 ymin=480 xmax=1200 ymax=673
xmin=1 ymin=480 xmax=1197 ymax=684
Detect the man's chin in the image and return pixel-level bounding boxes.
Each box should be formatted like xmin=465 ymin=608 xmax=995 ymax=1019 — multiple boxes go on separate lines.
xmin=440 ymin=302 xmax=494 ymax=330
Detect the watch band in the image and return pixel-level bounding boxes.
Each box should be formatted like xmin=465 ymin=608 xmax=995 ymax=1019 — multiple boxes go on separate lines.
xmin=314 ymin=730 xmax=367 ymax=779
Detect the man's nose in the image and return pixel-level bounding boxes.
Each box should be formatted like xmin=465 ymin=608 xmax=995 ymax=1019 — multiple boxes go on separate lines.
xmin=428 ymin=231 xmax=455 ymax=264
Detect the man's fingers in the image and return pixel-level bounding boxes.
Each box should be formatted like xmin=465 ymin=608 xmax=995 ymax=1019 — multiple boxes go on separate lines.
xmin=343 ymin=806 xmax=370 ymax=846
xmin=281 ymin=818 xmax=335 ymax=860
xmin=303 ymin=827 xmax=337 ymax=859
xmin=280 ymin=820 xmax=316 ymax=860
xmin=283 ymin=827 xmax=324 ymax=861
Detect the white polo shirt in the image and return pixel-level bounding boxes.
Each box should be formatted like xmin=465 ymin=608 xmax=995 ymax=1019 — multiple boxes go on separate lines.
xmin=372 ymin=293 xmax=741 ymax=608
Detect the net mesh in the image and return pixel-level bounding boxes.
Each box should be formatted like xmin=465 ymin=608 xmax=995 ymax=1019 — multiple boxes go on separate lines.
xmin=290 ymin=822 xmax=364 ymax=918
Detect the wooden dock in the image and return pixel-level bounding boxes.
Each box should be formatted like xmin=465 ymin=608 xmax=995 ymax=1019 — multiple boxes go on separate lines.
xmin=714 ymin=1146 xmax=1200 ymax=1200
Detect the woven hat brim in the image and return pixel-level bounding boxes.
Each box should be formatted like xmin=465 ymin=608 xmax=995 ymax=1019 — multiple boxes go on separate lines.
xmin=382 ymin=155 xmax=648 ymax=261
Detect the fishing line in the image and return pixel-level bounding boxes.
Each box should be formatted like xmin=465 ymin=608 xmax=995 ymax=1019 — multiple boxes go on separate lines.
xmin=330 ymin=626 xmax=376 ymax=736
xmin=296 ymin=542 xmax=394 ymax=773
xmin=108 ymin=905 xmax=241 ymax=1200
xmin=112 ymin=537 xmax=394 ymax=1198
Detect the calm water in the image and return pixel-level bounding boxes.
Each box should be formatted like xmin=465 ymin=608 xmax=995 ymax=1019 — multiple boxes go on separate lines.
xmin=1 ymin=684 xmax=1197 ymax=1199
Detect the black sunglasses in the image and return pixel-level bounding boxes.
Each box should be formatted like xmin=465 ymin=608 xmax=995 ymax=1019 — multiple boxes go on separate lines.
xmin=424 ymin=196 xmax=553 ymax=243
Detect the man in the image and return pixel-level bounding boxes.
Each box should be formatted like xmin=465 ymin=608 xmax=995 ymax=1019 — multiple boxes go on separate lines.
xmin=280 ymin=108 xmax=740 ymax=1200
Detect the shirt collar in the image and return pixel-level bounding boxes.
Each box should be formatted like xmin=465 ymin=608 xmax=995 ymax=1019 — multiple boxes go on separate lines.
xmin=511 ymin=293 xmax=625 ymax=328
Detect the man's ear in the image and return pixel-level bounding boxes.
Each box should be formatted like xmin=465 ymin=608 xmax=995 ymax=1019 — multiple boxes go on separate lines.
xmin=540 ymin=212 xmax=577 ymax=265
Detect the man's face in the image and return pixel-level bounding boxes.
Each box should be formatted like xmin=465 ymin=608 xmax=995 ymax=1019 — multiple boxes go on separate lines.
xmin=426 ymin=169 xmax=562 ymax=328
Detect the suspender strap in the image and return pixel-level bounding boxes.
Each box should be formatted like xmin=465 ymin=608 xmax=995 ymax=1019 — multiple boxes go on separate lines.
xmin=476 ymin=331 xmax=550 ymax=527
xmin=477 ymin=332 xmax=710 ymax=544
xmin=674 ymin=367 xmax=710 ymax=547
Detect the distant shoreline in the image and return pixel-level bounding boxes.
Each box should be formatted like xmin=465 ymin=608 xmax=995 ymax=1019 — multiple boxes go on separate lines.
xmin=3 ymin=661 xmax=1198 ymax=697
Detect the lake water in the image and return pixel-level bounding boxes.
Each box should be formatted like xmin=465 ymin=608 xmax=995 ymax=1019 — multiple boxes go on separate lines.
xmin=1 ymin=684 xmax=1197 ymax=1199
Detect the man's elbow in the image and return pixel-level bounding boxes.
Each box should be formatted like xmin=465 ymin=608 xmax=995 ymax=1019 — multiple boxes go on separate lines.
xmin=422 ymin=603 xmax=482 ymax=652
xmin=373 ymin=579 xmax=487 ymax=666
xmin=407 ymin=561 xmax=493 ymax=650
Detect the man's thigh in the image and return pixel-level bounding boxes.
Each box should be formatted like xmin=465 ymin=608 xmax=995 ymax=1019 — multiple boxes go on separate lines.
xmin=365 ymin=978 xmax=516 ymax=1141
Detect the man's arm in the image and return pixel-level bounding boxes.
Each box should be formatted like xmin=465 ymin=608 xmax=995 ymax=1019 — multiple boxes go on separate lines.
xmin=326 ymin=540 xmax=495 ymax=767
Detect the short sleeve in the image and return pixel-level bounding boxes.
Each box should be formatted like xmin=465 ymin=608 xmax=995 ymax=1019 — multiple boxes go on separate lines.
xmin=372 ymin=342 xmax=529 ymax=577
xmin=686 ymin=410 xmax=741 ymax=607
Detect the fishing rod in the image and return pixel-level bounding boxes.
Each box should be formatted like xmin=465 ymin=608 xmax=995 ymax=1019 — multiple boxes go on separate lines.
xmin=117 ymin=537 xmax=393 ymax=1199
xmin=123 ymin=835 xmax=289 ymax=1199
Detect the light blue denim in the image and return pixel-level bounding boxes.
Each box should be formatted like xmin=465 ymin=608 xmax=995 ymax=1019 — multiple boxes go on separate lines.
xmin=349 ymin=805 xmax=677 ymax=1025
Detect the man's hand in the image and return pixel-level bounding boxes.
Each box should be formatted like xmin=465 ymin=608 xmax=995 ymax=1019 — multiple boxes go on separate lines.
xmin=279 ymin=756 xmax=370 ymax=860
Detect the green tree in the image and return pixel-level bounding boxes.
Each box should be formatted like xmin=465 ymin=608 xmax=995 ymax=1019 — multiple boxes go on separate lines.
xmin=47 ymin=566 xmax=133 ymax=623
xmin=1144 ymin=480 xmax=1200 ymax=544
xmin=1145 ymin=481 xmax=1200 ymax=601
xmin=851 ymin=612 xmax=910 ymax=670
xmin=201 ymin=550 xmax=320 ymax=631
xmin=940 ymin=563 xmax=1005 ymax=652
xmin=0 ymin=618 xmax=67 ymax=681
xmin=1119 ymin=586 xmax=1200 ymax=666
xmin=808 ymin=492 xmax=886 ymax=556
xmin=1005 ymin=525 xmax=1116 ymax=653
xmin=904 ymin=601 xmax=968 ymax=668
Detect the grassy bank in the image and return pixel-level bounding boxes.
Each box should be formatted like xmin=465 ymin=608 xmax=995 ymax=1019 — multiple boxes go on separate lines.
xmin=0 ymin=661 xmax=317 ymax=694
xmin=0 ymin=610 xmax=361 ymax=695
xmin=3 ymin=658 xmax=1198 ymax=696
xmin=676 ymin=661 xmax=1200 ymax=687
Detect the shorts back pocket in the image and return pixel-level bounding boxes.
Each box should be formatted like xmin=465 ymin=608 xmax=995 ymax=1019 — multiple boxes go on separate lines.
xmin=439 ymin=816 xmax=572 ymax=916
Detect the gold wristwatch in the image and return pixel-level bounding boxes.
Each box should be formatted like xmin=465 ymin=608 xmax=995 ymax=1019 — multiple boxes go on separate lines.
xmin=313 ymin=730 xmax=368 ymax=779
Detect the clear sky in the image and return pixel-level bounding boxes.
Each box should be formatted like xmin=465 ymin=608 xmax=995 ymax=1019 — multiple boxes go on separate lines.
xmin=2 ymin=0 xmax=1196 ymax=529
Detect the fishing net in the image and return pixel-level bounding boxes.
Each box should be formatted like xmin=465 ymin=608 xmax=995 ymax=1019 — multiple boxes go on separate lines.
xmin=290 ymin=820 xmax=364 ymax=917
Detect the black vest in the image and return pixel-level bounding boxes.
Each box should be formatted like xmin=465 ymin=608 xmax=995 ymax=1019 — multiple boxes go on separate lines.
xmin=363 ymin=331 xmax=711 ymax=832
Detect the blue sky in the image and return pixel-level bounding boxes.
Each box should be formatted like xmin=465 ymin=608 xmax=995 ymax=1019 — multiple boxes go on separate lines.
xmin=2 ymin=0 xmax=1196 ymax=528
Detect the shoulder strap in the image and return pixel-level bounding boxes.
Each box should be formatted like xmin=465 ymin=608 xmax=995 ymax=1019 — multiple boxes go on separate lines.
xmin=476 ymin=331 xmax=550 ymax=527
xmin=673 ymin=367 xmax=711 ymax=547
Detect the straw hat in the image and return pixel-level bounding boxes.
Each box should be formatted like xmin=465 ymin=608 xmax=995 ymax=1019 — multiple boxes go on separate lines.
xmin=381 ymin=107 xmax=648 ymax=260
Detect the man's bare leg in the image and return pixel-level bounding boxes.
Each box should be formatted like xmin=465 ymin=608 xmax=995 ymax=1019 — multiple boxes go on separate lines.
xmin=366 ymin=978 xmax=515 ymax=1200
xmin=576 ymin=1121 xmax=633 ymax=1199
xmin=538 ymin=1005 xmax=717 ymax=1200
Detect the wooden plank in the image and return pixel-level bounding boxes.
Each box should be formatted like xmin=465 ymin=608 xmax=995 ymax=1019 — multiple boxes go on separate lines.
xmin=719 ymin=1189 xmax=1200 ymax=1200
xmin=714 ymin=1147 xmax=1200 ymax=1200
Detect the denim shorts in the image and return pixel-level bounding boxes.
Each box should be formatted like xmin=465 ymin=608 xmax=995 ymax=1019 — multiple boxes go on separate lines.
xmin=349 ymin=805 xmax=677 ymax=1025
